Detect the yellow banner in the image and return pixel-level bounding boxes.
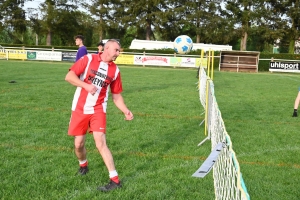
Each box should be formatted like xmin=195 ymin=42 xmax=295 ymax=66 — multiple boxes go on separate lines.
xmin=0 ymin=52 xmax=6 ymax=59
xmin=7 ymin=49 xmax=27 ymax=60
xmin=115 ymin=54 xmax=134 ymax=65
xmin=196 ymin=58 xmax=207 ymax=68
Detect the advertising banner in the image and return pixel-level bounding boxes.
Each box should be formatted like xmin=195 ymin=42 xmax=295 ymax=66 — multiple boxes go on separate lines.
xmin=27 ymin=51 xmax=37 ymax=60
xmin=170 ymin=57 xmax=182 ymax=67
xmin=269 ymin=62 xmax=300 ymax=73
xmin=180 ymin=57 xmax=197 ymax=68
xmin=62 ymin=52 xmax=76 ymax=62
xmin=134 ymin=55 xmax=170 ymax=66
xmin=7 ymin=49 xmax=27 ymax=60
xmin=170 ymin=57 xmax=199 ymax=68
xmin=35 ymin=51 xmax=62 ymax=61
xmin=196 ymin=58 xmax=207 ymax=68
xmin=0 ymin=49 xmax=6 ymax=59
xmin=115 ymin=54 xmax=134 ymax=65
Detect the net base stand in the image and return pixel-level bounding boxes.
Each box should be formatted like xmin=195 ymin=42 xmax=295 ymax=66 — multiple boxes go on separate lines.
xmin=198 ymin=136 xmax=210 ymax=146
xmin=199 ymin=119 xmax=205 ymax=126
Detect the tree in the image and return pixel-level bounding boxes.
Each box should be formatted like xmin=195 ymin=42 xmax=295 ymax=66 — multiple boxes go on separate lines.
xmin=223 ymin=0 xmax=268 ymax=51
xmin=39 ymin=0 xmax=56 ymax=45
xmin=170 ymin=0 xmax=229 ymax=44
xmin=118 ymin=0 xmax=169 ymax=40
xmin=38 ymin=0 xmax=84 ymax=46
xmin=0 ymin=0 xmax=30 ymax=43
xmin=27 ymin=8 xmax=42 ymax=45
xmin=273 ymin=0 xmax=300 ymax=53
xmin=83 ymin=0 xmax=125 ymax=43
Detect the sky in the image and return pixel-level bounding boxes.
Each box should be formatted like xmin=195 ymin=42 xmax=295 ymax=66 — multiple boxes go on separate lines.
xmin=23 ymin=0 xmax=87 ymax=12
xmin=24 ymin=0 xmax=42 ymax=10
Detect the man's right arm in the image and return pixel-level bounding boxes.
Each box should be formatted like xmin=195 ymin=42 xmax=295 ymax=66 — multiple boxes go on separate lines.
xmin=65 ymin=71 xmax=97 ymax=95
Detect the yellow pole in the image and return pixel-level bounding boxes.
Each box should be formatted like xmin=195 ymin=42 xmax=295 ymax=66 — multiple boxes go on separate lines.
xmin=207 ymin=50 xmax=210 ymax=78
xmin=201 ymin=49 xmax=204 ymax=66
xmin=199 ymin=49 xmax=204 ymax=88
xmin=211 ymin=50 xmax=214 ymax=80
xmin=204 ymin=79 xmax=210 ymax=136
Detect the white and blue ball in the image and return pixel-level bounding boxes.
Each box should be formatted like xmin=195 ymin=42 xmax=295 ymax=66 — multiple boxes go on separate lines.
xmin=173 ymin=35 xmax=193 ymax=54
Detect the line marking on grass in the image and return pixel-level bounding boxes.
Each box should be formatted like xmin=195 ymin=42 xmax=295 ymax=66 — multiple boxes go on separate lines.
xmin=3 ymin=100 xmax=300 ymax=124
xmin=1 ymin=143 xmax=299 ymax=169
xmin=1 ymin=103 xmax=204 ymax=120
xmin=240 ymin=160 xmax=300 ymax=169
xmin=0 ymin=85 xmax=31 ymax=94
xmin=223 ymin=118 xmax=300 ymax=125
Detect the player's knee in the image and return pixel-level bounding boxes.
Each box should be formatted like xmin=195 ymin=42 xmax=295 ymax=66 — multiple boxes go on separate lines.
xmin=74 ymin=140 xmax=85 ymax=150
xmin=95 ymin=141 xmax=107 ymax=151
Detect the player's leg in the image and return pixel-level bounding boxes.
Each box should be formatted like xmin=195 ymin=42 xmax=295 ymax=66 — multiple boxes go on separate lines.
xmin=93 ymin=132 xmax=116 ymax=171
xmin=74 ymin=135 xmax=89 ymax=174
xmin=93 ymin=131 xmax=122 ymax=191
xmin=68 ymin=111 xmax=90 ymax=175
xmin=89 ymin=112 xmax=121 ymax=191
xmin=293 ymin=91 xmax=300 ymax=117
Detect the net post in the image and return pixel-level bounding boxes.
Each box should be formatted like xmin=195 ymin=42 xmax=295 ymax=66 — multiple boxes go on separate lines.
xmin=198 ymin=78 xmax=211 ymax=146
xmin=211 ymin=50 xmax=214 ymax=80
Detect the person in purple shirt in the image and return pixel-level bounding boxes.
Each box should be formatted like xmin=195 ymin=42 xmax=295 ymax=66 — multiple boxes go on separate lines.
xmin=75 ymin=35 xmax=88 ymax=62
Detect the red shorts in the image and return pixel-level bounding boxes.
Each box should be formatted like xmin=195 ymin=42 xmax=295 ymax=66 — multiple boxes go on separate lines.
xmin=68 ymin=111 xmax=106 ymax=136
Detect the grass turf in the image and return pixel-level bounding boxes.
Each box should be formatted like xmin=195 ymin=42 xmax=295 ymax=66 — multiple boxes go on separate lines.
xmin=0 ymin=60 xmax=213 ymax=199
xmin=0 ymin=60 xmax=300 ymax=200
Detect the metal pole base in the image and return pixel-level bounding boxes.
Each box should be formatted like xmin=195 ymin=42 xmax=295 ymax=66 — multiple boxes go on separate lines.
xmin=197 ymin=136 xmax=210 ymax=146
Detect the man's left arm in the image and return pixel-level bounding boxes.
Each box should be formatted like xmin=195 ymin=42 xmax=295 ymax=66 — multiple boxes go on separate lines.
xmin=112 ymin=93 xmax=133 ymax=120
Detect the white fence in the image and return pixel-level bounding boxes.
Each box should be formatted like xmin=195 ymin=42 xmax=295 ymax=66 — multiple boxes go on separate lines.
xmin=0 ymin=46 xmax=208 ymax=68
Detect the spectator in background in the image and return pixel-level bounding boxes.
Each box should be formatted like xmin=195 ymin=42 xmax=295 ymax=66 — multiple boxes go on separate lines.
xmin=97 ymin=41 xmax=105 ymax=53
xmin=75 ymin=35 xmax=88 ymax=62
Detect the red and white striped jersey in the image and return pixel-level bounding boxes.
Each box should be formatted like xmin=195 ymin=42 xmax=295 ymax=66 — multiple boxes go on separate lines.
xmin=69 ymin=53 xmax=123 ymax=114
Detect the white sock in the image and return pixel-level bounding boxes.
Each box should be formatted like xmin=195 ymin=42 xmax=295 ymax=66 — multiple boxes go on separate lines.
xmin=109 ymin=170 xmax=118 ymax=178
xmin=79 ymin=159 xmax=87 ymax=165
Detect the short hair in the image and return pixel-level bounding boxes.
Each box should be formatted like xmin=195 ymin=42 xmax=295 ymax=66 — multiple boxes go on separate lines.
xmin=75 ymin=35 xmax=84 ymax=41
xmin=97 ymin=41 xmax=104 ymax=47
xmin=106 ymin=39 xmax=121 ymax=47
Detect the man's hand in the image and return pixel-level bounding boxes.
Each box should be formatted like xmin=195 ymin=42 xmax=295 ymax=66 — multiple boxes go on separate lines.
xmin=85 ymin=84 xmax=98 ymax=95
xmin=124 ymin=110 xmax=134 ymax=120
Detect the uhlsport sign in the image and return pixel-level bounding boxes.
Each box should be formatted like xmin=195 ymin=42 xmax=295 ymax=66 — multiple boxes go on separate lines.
xmin=269 ymin=61 xmax=300 ymax=73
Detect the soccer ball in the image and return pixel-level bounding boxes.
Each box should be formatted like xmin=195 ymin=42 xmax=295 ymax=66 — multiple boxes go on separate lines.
xmin=173 ymin=35 xmax=193 ymax=54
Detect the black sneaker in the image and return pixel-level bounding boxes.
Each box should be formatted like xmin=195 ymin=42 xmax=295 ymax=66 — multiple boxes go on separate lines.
xmin=97 ymin=180 xmax=122 ymax=192
xmin=77 ymin=166 xmax=88 ymax=175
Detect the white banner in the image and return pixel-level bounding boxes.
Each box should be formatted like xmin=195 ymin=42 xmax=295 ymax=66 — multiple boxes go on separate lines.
xmin=36 ymin=51 xmax=62 ymax=61
xmin=134 ymin=55 xmax=170 ymax=66
xmin=180 ymin=57 xmax=197 ymax=67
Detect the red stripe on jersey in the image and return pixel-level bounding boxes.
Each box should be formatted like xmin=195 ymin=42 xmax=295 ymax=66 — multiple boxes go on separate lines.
xmin=69 ymin=53 xmax=123 ymax=114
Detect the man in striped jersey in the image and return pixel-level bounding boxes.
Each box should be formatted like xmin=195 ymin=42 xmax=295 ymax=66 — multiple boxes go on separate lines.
xmin=65 ymin=39 xmax=134 ymax=192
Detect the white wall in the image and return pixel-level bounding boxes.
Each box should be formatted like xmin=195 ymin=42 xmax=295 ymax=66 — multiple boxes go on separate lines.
xmin=129 ymin=39 xmax=232 ymax=51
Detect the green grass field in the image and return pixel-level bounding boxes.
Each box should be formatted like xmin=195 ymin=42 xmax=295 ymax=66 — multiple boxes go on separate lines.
xmin=0 ymin=60 xmax=299 ymax=200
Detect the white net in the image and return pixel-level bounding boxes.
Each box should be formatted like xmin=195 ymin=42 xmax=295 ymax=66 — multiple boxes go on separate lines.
xmin=198 ymin=67 xmax=208 ymax=108
xmin=197 ymin=67 xmax=250 ymax=200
